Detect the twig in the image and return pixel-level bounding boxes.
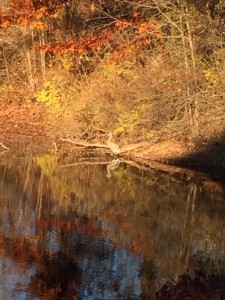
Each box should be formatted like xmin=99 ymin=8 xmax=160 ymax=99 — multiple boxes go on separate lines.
xmin=0 ymin=142 xmax=10 ymax=150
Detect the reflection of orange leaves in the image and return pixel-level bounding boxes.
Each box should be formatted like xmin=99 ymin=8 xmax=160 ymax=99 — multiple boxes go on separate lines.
xmin=111 ymin=240 xmax=119 ymax=249
xmin=131 ymin=234 xmax=146 ymax=252
xmin=104 ymin=208 xmax=117 ymax=222
xmin=0 ymin=236 xmax=5 ymax=245
xmin=14 ymin=237 xmax=25 ymax=248
xmin=36 ymin=217 xmax=101 ymax=237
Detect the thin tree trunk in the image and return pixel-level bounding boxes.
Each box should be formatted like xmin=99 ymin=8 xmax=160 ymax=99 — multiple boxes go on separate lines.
xmin=39 ymin=31 xmax=46 ymax=80
xmin=181 ymin=3 xmax=199 ymax=135
xmin=25 ymin=49 xmax=35 ymax=92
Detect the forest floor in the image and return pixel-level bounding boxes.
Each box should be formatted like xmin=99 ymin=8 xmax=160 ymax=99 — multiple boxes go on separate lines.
xmin=0 ymin=103 xmax=225 ymax=187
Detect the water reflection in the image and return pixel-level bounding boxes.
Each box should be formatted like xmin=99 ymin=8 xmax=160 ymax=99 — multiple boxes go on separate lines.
xmin=106 ymin=159 xmax=121 ymax=178
xmin=0 ymin=150 xmax=225 ymax=299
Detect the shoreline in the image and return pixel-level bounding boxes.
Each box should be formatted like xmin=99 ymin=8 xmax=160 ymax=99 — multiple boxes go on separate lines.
xmin=1 ymin=103 xmax=225 ymax=189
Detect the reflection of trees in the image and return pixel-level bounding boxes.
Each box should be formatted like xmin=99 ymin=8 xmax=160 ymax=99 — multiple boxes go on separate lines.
xmin=1 ymin=151 xmax=225 ymax=297
xmin=0 ymin=235 xmax=81 ymax=299
xmin=177 ymin=183 xmax=198 ymax=276
xmin=28 ymin=252 xmax=81 ymax=299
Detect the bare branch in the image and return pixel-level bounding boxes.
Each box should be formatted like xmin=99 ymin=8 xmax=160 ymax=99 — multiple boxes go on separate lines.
xmin=0 ymin=142 xmax=10 ymax=150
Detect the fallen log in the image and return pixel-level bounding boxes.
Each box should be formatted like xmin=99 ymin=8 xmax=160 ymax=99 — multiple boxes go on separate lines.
xmin=60 ymin=137 xmax=143 ymax=154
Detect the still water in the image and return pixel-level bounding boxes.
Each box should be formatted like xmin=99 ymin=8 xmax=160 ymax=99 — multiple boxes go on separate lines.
xmin=0 ymin=149 xmax=225 ymax=299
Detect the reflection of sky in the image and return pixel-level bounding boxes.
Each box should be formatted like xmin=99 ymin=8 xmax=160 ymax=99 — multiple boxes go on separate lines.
xmin=0 ymin=257 xmax=37 ymax=300
xmin=191 ymin=235 xmax=225 ymax=264
xmin=45 ymin=230 xmax=60 ymax=253
xmin=77 ymin=239 xmax=143 ymax=300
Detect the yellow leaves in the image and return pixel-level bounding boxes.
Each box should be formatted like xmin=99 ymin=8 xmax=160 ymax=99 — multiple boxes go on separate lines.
xmin=30 ymin=21 xmax=48 ymax=30
xmin=35 ymin=79 xmax=60 ymax=107
xmin=35 ymin=6 xmax=59 ymax=20
xmin=51 ymin=12 xmax=59 ymax=19
xmin=36 ymin=154 xmax=57 ymax=177
xmin=203 ymin=68 xmax=219 ymax=85
xmin=91 ymin=3 xmax=95 ymax=12
xmin=60 ymin=54 xmax=74 ymax=70
xmin=35 ymin=7 xmax=47 ymax=20
xmin=114 ymin=126 xmax=126 ymax=135
xmin=79 ymin=53 xmax=91 ymax=62
xmin=101 ymin=63 xmax=135 ymax=79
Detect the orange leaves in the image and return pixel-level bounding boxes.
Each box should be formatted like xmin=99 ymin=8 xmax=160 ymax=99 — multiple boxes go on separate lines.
xmin=137 ymin=19 xmax=162 ymax=44
xmin=10 ymin=0 xmax=34 ymax=14
xmin=35 ymin=7 xmax=47 ymax=19
xmin=0 ymin=0 xmax=61 ymax=30
xmin=1 ymin=0 xmax=163 ymax=70
xmin=115 ymin=21 xmax=132 ymax=31
xmin=1 ymin=19 xmax=10 ymax=28
xmin=114 ymin=17 xmax=162 ymax=45
xmin=133 ymin=11 xmax=139 ymax=18
xmin=39 ymin=16 xmax=162 ymax=61
xmin=40 ymin=29 xmax=114 ymax=55
xmin=0 ymin=11 xmax=48 ymax=30
xmin=138 ymin=20 xmax=157 ymax=34
xmin=109 ymin=18 xmax=162 ymax=64
xmin=31 ymin=20 xmax=48 ymax=30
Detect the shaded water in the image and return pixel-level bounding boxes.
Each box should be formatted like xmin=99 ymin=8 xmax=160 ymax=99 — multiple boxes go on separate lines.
xmin=0 ymin=149 xmax=225 ymax=299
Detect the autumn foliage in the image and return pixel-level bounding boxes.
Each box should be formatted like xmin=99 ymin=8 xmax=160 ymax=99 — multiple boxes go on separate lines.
xmin=0 ymin=0 xmax=60 ymax=29
xmin=0 ymin=0 xmax=225 ymax=143
xmin=1 ymin=0 xmax=161 ymax=53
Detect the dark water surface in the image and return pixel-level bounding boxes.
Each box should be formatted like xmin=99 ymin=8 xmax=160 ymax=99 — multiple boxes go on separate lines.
xmin=0 ymin=149 xmax=225 ymax=299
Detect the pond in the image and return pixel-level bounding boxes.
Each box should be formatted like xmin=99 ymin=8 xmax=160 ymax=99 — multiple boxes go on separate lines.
xmin=0 ymin=148 xmax=225 ymax=299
